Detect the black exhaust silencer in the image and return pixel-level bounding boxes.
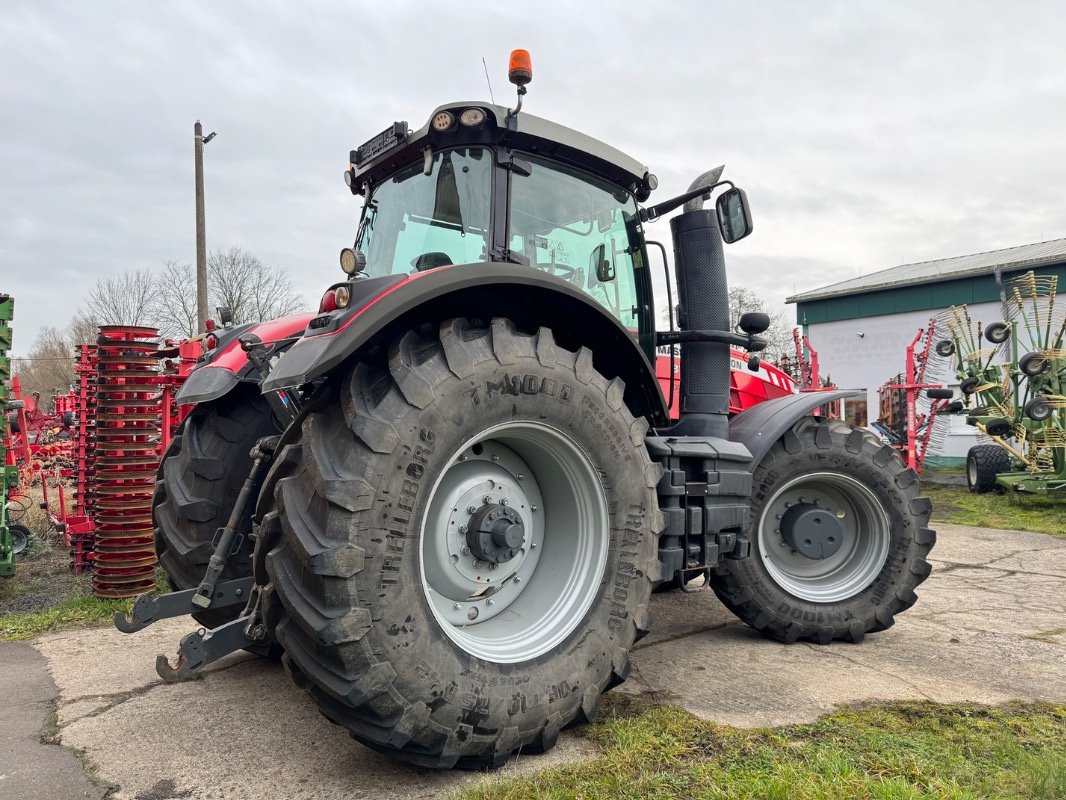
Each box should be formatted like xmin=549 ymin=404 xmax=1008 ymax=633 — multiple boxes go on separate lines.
xmin=669 ymin=208 xmax=730 ymax=438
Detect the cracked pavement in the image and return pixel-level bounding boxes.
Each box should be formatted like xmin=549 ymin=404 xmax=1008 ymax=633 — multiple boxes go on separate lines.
xmin=8 ymin=523 xmax=1066 ymax=799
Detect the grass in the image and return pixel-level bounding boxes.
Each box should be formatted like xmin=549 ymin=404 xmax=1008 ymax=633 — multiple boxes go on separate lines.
xmin=923 ymin=481 xmax=1066 ymax=537
xmin=456 ymin=697 xmax=1066 ymax=800
xmin=0 ymin=590 xmax=131 ymax=641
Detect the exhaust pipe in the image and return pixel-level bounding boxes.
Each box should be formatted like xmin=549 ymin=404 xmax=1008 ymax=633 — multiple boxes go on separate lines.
xmin=668 ymin=170 xmax=731 ymax=438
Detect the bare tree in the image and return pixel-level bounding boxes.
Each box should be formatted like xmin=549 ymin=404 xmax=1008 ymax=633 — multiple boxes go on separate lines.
xmin=208 ymin=246 xmax=305 ymax=324
xmin=153 ymin=260 xmax=198 ymax=339
xmin=66 ymin=308 xmax=100 ymax=348
xmin=13 ymin=326 xmax=75 ymax=400
xmin=728 ymin=286 xmax=794 ymax=361
xmin=85 ymin=269 xmax=157 ymax=327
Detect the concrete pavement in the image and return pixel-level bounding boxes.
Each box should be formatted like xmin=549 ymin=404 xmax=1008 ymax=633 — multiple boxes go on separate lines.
xmin=13 ymin=523 xmax=1066 ymax=799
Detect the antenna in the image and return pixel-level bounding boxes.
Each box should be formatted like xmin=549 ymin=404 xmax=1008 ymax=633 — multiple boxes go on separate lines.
xmin=481 ymin=57 xmax=495 ymax=105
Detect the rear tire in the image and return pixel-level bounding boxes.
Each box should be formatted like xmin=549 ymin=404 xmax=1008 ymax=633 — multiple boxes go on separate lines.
xmin=255 ymin=318 xmax=661 ymax=768
xmin=966 ymin=444 xmax=1011 ymax=494
xmin=710 ymin=418 xmax=935 ymax=644
xmin=154 ymin=386 xmax=277 ymax=631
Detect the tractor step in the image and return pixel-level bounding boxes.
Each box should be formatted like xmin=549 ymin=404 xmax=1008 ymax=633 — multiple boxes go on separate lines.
xmin=114 ymin=577 xmax=254 ymax=633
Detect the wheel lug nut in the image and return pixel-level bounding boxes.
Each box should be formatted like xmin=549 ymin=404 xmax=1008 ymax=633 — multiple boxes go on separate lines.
xmin=531 ymin=505 xmax=538 ymax=512
xmin=530 ymin=542 xmax=537 ymax=550
xmin=483 ymin=495 xmax=493 ymax=504
xmin=459 ymin=525 xmax=469 ymax=534
xmin=453 ymin=603 xmax=462 ymax=610
xmin=516 ymin=473 xmax=524 ymax=480
xmin=513 ymin=576 xmax=522 ymax=584
xmin=461 ymin=546 xmax=470 ymax=555
xmin=467 ymin=505 xmax=478 ymax=514
xmin=487 ymin=599 xmax=495 ymax=606
xmin=491 ymin=455 xmax=500 ymax=463
xmin=499 ymin=498 xmax=508 ymax=506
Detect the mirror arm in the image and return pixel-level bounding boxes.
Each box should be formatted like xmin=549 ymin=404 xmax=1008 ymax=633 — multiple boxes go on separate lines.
xmin=640 ymin=180 xmax=734 ymax=223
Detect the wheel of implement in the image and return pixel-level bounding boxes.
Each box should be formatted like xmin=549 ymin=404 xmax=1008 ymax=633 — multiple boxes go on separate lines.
xmin=959 ymin=376 xmax=981 ymax=395
xmin=984 ymin=322 xmax=1010 ymax=344
xmin=9 ymin=524 xmax=30 ymax=556
xmin=710 ymin=418 xmax=934 ymax=644
xmin=983 ymin=417 xmax=1012 ymax=437
xmin=966 ymin=444 xmax=1011 ymax=494
xmin=943 ymin=400 xmax=965 ymax=414
xmin=926 ymin=388 xmax=954 ymax=400
xmin=254 ymin=318 xmax=660 ymax=768
xmin=1019 ymin=351 xmax=1050 ymax=377
xmin=154 ymin=385 xmax=279 ymax=636
xmin=1023 ymin=395 xmax=1053 ymax=422
xmin=934 ymin=340 xmax=955 ymax=357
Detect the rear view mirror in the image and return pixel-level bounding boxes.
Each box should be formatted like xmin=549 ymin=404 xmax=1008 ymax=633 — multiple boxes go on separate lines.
xmin=716 ymin=187 xmax=753 ymax=243
xmin=590 ymin=243 xmax=614 ymax=282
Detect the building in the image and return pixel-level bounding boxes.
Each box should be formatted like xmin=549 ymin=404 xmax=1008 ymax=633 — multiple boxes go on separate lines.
xmin=787 ymin=238 xmax=1066 ymax=464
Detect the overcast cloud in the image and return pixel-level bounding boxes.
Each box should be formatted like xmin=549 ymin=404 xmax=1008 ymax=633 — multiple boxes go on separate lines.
xmin=2 ymin=0 xmax=1063 ymax=354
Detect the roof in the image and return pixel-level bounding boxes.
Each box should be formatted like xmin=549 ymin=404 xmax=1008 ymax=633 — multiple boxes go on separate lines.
xmin=787 ymin=237 xmax=1066 ymax=304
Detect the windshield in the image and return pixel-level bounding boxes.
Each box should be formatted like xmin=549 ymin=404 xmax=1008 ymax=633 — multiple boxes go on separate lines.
xmin=509 ymin=154 xmax=644 ymax=328
xmin=356 ymin=147 xmax=491 ymax=276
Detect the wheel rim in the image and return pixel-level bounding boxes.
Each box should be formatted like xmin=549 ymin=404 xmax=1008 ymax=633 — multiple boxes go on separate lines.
xmin=420 ymin=421 xmax=608 ymax=663
xmin=757 ymin=472 xmax=890 ymax=602
xmin=10 ymin=527 xmax=28 ymax=556
xmin=967 ymin=457 xmax=978 ymax=488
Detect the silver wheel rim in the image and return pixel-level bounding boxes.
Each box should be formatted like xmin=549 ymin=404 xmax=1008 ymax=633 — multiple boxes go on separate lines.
xmin=10 ymin=528 xmax=27 ymax=556
xmin=758 ymin=472 xmax=890 ymax=602
xmin=419 ymin=421 xmax=609 ymax=663
xmin=967 ymin=457 xmax=978 ymax=487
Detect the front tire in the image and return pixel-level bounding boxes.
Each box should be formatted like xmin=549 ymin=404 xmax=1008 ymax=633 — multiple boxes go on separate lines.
xmin=966 ymin=444 xmax=1011 ymax=493
xmin=256 ymin=318 xmax=661 ymax=768
xmin=711 ymin=418 xmax=935 ymax=644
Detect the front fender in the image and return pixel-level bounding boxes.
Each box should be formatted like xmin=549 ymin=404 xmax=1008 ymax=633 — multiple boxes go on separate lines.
xmin=729 ymin=389 xmax=861 ymax=469
xmin=262 ymin=263 xmax=670 ymax=425
xmin=176 ymin=313 xmax=316 ymax=405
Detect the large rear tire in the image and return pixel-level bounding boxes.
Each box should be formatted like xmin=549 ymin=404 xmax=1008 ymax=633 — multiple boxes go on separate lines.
xmin=965 ymin=444 xmax=1011 ymax=494
xmin=255 ymin=318 xmax=661 ymax=768
xmin=154 ymin=386 xmax=277 ymax=630
xmin=710 ymin=418 xmax=935 ymax=644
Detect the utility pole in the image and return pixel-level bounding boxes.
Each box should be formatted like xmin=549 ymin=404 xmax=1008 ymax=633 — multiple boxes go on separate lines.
xmin=193 ymin=120 xmax=214 ymax=333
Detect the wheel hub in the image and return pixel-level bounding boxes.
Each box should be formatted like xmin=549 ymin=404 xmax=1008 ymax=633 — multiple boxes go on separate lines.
xmin=779 ymin=504 xmax=843 ymax=559
xmin=466 ymin=502 xmax=525 ymax=563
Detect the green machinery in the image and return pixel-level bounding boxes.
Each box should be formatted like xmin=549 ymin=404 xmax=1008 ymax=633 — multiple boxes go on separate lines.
xmin=1 ymin=293 xmax=17 ymax=576
xmin=934 ymin=271 xmax=1066 ymax=494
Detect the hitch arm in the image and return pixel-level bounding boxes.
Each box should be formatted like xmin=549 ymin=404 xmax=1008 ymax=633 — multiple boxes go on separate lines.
xmin=191 ymin=435 xmax=279 ymax=610
xmin=155 ymin=617 xmax=252 ymax=683
xmin=114 ymin=577 xmax=253 ymax=634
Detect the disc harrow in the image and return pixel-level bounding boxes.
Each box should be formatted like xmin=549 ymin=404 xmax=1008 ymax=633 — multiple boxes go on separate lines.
xmin=92 ymin=326 xmax=161 ymax=598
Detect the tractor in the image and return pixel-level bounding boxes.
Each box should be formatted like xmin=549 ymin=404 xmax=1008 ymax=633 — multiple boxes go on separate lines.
xmin=117 ymin=52 xmax=935 ymax=768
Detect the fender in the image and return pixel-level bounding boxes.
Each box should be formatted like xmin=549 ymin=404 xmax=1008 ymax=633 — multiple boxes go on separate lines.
xmin=729 ymin=389 xmax=861 ymax=469
xmin=262 ymin=262 xmax=670 ymax=425
xmin=176 ymin=313 xmax=316 ymax=405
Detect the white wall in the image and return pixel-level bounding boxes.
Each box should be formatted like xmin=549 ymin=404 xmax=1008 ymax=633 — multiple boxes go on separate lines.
xmin=804 ymin=300 xmax=1003 ymax=461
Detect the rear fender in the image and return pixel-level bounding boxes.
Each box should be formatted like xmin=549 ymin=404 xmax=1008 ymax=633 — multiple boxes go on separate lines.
xmin=262 ymin=263 xmax=670 ymax=425
xmin=176 ymin=313 xmax=316 ymax=405
xmin=729 ymin=389 xmax=861 ymax=469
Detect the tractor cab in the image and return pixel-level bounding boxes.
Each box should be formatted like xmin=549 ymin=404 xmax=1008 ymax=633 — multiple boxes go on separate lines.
xmin=341 ymin=99 xmax=657 ymax=339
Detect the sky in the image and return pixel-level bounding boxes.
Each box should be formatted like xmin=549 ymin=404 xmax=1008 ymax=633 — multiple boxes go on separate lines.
xmin=2 ymin=0 xmax=1064 ymax=355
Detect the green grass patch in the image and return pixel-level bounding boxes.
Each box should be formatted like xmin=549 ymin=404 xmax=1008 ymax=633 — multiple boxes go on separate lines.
xmin=923 ymin=483 xmax=1066 ymax=537
xmin=0 ymin=592 xmax=130 ymax=641
xmin=457 ymin=698 xmax=1066 ymax=800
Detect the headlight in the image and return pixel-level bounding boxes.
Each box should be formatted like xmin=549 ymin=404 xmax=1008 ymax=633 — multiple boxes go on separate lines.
xmin=459 ymin=107 xmax=486 ymax=127
xmin=340 ymin=247 xmax=358 ymax=275
xmin=431 ymin=111 xmax=455 ymax=132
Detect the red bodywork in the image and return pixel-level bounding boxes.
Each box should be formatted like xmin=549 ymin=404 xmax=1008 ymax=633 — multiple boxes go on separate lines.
xmin=655 ymin=347 xmax=797 ymax=420
xmin=206 ymin=313 xmax=316 ymax=372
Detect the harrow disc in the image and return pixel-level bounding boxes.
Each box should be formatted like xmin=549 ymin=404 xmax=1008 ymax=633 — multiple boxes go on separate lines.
xmin=92 ymin=326 xmax=162 ymax=598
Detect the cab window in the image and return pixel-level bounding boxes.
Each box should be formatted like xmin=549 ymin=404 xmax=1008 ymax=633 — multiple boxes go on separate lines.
xmin=357 ymin=148 xmax=491 ymax=276
xmin=509 ymin=154 xmax=643 ymax=329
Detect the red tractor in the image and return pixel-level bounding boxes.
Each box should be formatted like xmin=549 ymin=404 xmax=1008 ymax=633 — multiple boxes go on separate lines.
xmin=118 ymin=53 xmax=935 ymax=768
